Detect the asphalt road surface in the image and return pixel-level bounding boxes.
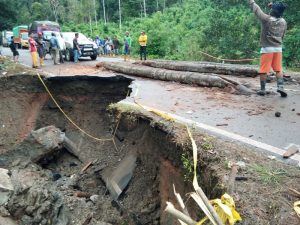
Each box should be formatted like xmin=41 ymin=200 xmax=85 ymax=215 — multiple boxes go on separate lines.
xmin=2 ymin=47 xmax=300 ymax=163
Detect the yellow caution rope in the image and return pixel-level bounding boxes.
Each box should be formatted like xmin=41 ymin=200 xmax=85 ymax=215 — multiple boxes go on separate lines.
xmin=36 ymin=73 xmax=120 ymax=148
xmin=198 ymin=50 xmax=260 ymax=63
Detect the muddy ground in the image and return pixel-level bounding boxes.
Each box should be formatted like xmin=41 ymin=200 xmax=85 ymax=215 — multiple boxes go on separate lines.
xmin=0 ymin=58 xmax=300 ymax=225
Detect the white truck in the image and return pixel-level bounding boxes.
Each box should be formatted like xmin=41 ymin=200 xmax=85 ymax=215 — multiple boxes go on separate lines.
xmin=62 ymin=32 xmax=98 ymax=61
xmin=1 ymin=31 xmax=13 ymax=47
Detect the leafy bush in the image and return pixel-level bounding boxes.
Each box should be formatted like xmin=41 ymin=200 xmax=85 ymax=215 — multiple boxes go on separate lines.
xmin=60 ymin=0 xmax=299 ymax=66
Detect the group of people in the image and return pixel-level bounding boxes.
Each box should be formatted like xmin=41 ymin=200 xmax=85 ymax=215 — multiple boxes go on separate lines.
xmin=27 ymin=32 xmax=62 ymax=68
xmin=5 ymin=1 xmax=287 ymax=97
xmin=94 ymin=31 xmax=148 ymax=61
xmin=95 ymin=36 xmax=120 ymax=56
xmin=7 ymin=30 xmax=148 ymax=67
xmin=8 ymin=32 xmax=63 ymax=67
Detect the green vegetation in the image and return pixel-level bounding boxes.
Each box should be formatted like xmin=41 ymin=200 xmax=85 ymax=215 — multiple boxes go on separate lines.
xmin=200 ymin=135 xmax=215 ymax=151
xmin=1 ymin=0 xmax=300 ymax=67
xmin=251 ymin=164 xmax=287 ymax=185
xmin=181 ymin=153 xmax=194 ymax=181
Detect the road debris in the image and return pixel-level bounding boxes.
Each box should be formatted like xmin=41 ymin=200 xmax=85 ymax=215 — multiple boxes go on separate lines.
xmin=235 ymin=176 xmax=248 ymax=181
xmin=289 ymin=188 xmax=300 ymax=198
xmin=89 ymin=195 xmax=99 ymax=203
xmin=0 ymin=168 xmax=14 ymax=205
xmin=81 ymin=160 xmax=97 ymax=173
xmin=74 ymin=191 xmax=92 ymax=198
xmin=140 ymin=60 xmax=258 ymax=77
xmin=103 ymin=62 xmax=254 ymax=94
xmin=268 ymin=155 xmax=276 ymax=160
xmin=275 ymin=112 xmax=281 ymax=117
xmin=283 ymin=145 xmax=299 ymax=158
xmin=216 ymin=123 xmax=228 ymax=126
xmin=101 ymin=151 xmax=137 ymax=200
xmin=228 ymin=163 xmax=239 ymax=194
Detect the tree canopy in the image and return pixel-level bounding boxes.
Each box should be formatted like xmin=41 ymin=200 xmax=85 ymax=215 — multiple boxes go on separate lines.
xmin=1 ymin=0 xmax=300 ymax=67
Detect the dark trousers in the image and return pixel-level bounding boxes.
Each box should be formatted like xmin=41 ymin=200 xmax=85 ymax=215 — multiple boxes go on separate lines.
xmin=59 ymin=50 xmax=64 ymax=63
xmin=140 ymin=46 xmax=147 ymax=60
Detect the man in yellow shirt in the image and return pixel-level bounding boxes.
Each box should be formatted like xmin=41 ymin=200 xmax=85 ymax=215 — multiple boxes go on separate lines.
xmin=138 ymin=31 xmax=147 ymax=61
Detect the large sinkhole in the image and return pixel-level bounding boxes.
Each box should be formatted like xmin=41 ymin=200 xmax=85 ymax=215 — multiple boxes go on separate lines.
xmin=0 ymin=74 xmax=222 ymax=225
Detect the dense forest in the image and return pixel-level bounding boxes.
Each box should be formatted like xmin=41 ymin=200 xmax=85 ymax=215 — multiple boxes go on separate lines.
xmin=1 ymin=0 xmax=299 ymax=67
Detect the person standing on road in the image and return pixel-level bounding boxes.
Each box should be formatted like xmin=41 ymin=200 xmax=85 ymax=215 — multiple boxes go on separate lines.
xmin=0 ymin=37 xmax=3 ymax=55
xmin=113 ymin=36 xmax=120 ymax=56
xmin=105 ymin=38 xmax=113 ymax=56
xmin=9 ymin=37 xmax=19 ymax=62
xmin=99 ymin=38 xmax=105 ymax=55
xmin=59 ymin=33 xmax=65 ymax=64
xmin=139 ymin=31 xmax=148 ymax=61
xmin=50 ymin=33 xmax=60 ymax=65
xmin=95 ymin=36 xmax=101 ymax=55
xmin=124 ymin=31 xmax=132 ymax=61
xmin=247 ymin=0 xmax=287 ymax=97
xmin=73 ymin=33 xmax=80 ymax=63
xmin=36 ymin=32 xmax=45 ymax=67
xmin=28 ymin=33 xmax=38 ymax=68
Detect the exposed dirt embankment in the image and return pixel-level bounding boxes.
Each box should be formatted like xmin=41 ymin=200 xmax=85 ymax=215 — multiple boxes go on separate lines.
xmin=0 ymin=73 xmax=208 ymax=225
xmin=0 ymin=71 xmax=299 ymax=225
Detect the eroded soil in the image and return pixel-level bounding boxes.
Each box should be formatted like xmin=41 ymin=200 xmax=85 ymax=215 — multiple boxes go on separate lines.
xmin=0 ymin=60 xmax=299 ymax=225
xmin=0 ymin=73 xmax=197 ymax=225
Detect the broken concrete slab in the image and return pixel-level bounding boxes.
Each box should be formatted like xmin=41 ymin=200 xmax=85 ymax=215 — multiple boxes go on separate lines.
xmin=7 ymin=126 xmax=65 ymax=164
xmin=0 ymin=168 xmax=13 ymax=206
xmin=0 ymin=192 xmax=10 ymax=206
xmin=0 ymin=168 xmax=13 ymax=191
xmin=10 ymin=167 xmax=41 ymax=193
xmin=0 ymin=216 xmax=18 ymax=225
xmin=0 ymin=126 xmax=82 ymax=166
xmin=31 ymin=125 xmax=65 ymax=150
xmin=0 ymin=206 xmax=10 ymax=217
xmin=101 ymin=151 xmax=137 ymax=200
xmin=62 ymin=136 xmax=82 ymax=161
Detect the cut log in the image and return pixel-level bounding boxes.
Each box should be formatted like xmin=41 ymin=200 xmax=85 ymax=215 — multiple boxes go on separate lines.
xmin=103 ymin=62 xmax=254 ymax=95
xmin=140 ymin=60 xmax=258 ymax=77
xmin=103 ymin=62 xmax=231 ymax=88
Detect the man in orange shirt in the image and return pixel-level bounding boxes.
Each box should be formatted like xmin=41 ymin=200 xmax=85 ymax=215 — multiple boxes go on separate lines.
xmin=28 ymin=33 xmax=39 ymax=68
xmin=248 ymin=1 xmax=287 ymax=97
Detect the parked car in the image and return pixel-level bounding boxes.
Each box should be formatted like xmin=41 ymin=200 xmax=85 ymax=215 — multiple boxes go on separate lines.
xmin=62 ymin=32 xmax=98 ymax=61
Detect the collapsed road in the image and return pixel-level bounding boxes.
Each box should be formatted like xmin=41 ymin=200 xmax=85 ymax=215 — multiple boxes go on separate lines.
xmin=2 ymin=48 xmax=300 ymax=154
xmin=0 ymin=52 xmax=300 ymax=225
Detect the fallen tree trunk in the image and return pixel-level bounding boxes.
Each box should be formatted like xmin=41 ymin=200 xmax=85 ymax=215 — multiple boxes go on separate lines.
xmin=140 ymin=60 xmax=258 ymax=77
xmin=103 ymin=62 xmax=231 ymax=88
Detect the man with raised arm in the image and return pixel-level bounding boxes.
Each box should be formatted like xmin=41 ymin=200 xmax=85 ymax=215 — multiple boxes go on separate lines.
xmin=247 ymin=1 xmax=287 ymax=97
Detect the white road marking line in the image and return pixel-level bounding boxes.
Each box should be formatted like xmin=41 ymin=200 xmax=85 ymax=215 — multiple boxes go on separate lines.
xmin=121 ymin=100 xmax=300 ymax=166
